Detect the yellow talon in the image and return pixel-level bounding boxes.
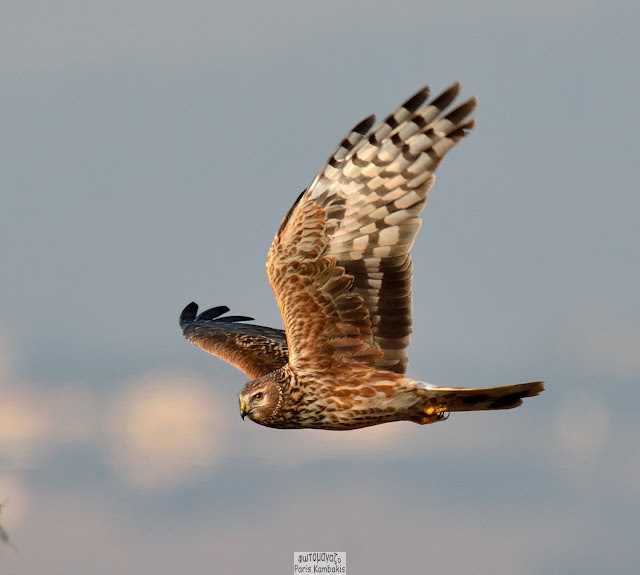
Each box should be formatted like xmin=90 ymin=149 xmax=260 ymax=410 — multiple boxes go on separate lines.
xmin=415 ymin=404 xmax=449 ymax=425
xmin=425 ymin=404 xmax=447 ymax=416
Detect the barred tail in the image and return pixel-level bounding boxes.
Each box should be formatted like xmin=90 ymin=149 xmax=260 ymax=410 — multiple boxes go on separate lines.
xmin=407 ymin=381 xmax=544 ymax=425
xmin=420 ymin=381 xmax=544 ymax=413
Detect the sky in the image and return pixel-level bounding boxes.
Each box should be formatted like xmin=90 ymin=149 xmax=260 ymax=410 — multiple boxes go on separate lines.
xmin=1 ymin=1 xmax=639 ymax=573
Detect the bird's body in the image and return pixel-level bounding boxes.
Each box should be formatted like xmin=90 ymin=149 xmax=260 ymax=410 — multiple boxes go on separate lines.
xmin=240 ymin=364 xmax=422 ymax=430
xmin=181 ymin=83 xmax=543 ymax=430
xmin=239 ymin=363 xmax=541 ymax=430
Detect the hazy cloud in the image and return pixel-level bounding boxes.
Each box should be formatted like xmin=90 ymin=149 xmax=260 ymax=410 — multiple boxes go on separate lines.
xmin=2 ymin=475 xmax=621 ymax=575
xmin=105 ymin=372 xmax=228 ymax=490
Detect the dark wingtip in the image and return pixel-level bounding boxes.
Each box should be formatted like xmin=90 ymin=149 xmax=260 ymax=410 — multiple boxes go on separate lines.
xmin=352 ymin=114 xmax=376 ymax=136
xmin=444 ymin=96 xmax=478 ymax=125
xmin=219 ymin=315 xmax=256 ymax=323
xmin=182 ymin=304 xmax=256 ymax=327
xmin=402 ymin=86 xmax=430 ymax=114
xmin=180 ymin=302 xmax=199 ymax=330
xmin=448 ymin=118 xmax=476 ymax=142
xmin=197 ymin=305 xmax=232 ymax=321
xmin=429 ymin=82 xmax=462 ymax=112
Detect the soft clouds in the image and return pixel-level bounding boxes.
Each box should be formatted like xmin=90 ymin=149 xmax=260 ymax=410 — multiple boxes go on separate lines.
xmin=0 ymin=336 xmax=229 ymax=491
xmin=0 ymin=387 xmax=49 ymax=468
xmin=0 ymin=376 xmax=98 ymax=471
xmin=1 ymin=474 xmax=609 ymax=575
xmin=105 ymin=372 xmax=228 ymax=490
xmin=0 ymin=358 xmax=98 ymax=470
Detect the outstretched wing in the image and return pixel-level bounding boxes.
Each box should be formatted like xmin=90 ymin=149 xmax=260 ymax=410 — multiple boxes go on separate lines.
xmin=267 ymin=83 xmax=476 ymax=374
xmin=180 ymin=303 xmax=288 ymax=379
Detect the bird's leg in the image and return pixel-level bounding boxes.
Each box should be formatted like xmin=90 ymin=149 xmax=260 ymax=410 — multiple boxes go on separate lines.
xmin=414 ymin=403 xmax=449 ymax=425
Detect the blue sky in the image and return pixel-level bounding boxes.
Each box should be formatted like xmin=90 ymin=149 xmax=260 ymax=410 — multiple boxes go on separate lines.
xmin=1 ymin=1 xmax=639 ymax=573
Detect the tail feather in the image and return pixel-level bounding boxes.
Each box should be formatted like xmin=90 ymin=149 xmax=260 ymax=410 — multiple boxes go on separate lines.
xmin=420 ymin=381 xmax=544 ymax=413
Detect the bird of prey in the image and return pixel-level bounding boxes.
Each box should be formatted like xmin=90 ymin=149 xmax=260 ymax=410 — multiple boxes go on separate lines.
xmin=180 ymin=83 xmax=543 ymax=430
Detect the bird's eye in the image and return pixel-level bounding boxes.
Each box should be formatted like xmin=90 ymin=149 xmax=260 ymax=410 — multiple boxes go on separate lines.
xmin=252 ymin=392 xmax=263 ymax=401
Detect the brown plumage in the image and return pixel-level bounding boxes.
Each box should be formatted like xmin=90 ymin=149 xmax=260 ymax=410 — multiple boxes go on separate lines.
xmin=180 ymin=303 xmax=287 ymax=379
xmin=181 ymin=83 xmax=544 ymax=430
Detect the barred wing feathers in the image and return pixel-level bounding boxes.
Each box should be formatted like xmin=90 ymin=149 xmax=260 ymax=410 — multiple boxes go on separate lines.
xmin=267 ymin=84 xmax=476 ymax=373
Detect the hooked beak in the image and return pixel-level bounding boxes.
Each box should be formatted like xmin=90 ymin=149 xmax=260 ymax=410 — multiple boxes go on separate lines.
xmin=239 ymin=400 xmax=247 ymax=421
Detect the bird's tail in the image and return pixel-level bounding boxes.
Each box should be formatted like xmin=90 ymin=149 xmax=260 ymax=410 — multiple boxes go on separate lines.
xmin=410 ymin=381 xmax=544 ymax=424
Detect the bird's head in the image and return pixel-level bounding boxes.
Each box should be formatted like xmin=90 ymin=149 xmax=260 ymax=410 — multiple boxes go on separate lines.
xmin=238 ymin=372 xmax=284 ymax=425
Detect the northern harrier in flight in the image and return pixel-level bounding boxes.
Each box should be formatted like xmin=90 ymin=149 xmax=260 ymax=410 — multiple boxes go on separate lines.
xmin=180 ymin=83 xmax=543 ymax=430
